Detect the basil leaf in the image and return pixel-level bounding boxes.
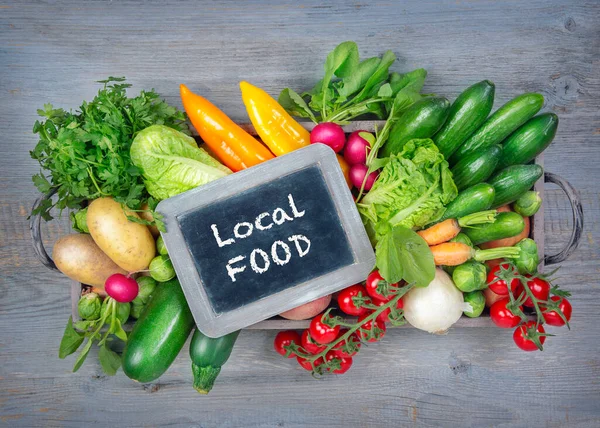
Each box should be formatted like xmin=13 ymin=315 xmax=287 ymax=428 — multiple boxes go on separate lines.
xmin=352 ymin=50 xmax=396 ymax=103
xmin=336 ymin=57 xmax=381 ymax=101
xmin=72 ymin=338 xmax=93 ymax=372
xmin=113 ymin=318 xmax=128 ymax=343
xmin=278 ymin=88 xmax=316 ymax=122
xmin=59 ymin=317 xmax=84 ymax=359
xmin=98 ymin=345 xmax=121 ymax=376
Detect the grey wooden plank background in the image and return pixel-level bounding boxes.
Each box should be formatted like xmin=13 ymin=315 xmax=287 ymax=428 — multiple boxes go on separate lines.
xmin=1 ymin=0 xmax=599 ymax=426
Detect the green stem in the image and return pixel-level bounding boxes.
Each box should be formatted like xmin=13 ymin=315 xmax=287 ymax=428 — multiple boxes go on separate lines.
xmin=325 ymin=97 xmax=391 ymax=123
xmin=458 ymin=210 xmax=497 ymax=228
xmin=87 ymin=167 xmax=107 ymax=196
xmin=474 ymin=246 xmax=521 ymax=262
xmin=192 ymin=363 xmax=221 ymax=394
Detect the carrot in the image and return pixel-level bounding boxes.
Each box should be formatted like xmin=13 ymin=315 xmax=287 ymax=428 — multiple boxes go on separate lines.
xmin=430 ymin=242 xmax=521 ymax=267
xmin=418 ymin=219 xmax=460 ymax=246
xmin=480 ymin=216 xmax=530 ymax=249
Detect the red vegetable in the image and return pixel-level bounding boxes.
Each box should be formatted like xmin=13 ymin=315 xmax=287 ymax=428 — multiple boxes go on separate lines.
xmin=372 ymin=297 xmax=404 ymax=323
xmin=513 ymin=321 xmax=546 ymax=351
xmin=349 ymin=164 xmax=378 ymax=191
xmin=343 ymin=130 xmax=371 ymax=165
xmin=297 ymin=355 xmax=324 ymax=371
xmin=365 ymin=270 xmax=398 ymax=302
xmin=310 ymin=122 xmax=346 ymax=153
xmin=337 ymin=284 xmax=370 ymax=316
xmin=104 ymin=273 xmax=139 ymax=303
xmin=542 ymin=296 xmax=572 ymax=327
xmin=357 ymin=313 xmax=386 ymax=342
xmin=325 ymin=351 xmax=353 ymax=374
xmin=300 ymin=329 xmax=326 ymax=354
xmin=487 ymin=263 xmax=521 ymax=296
xmin=332 ymin=330 xmax=361 ymax=358
xmin=309 ymin=315 xmax=340 ymax=345
xmin=490 ymin=298 xmax=522 ymax=329
xmin=523 ymin=276 xmax=550 ymax=308
xmin=273 ymin=330 xmax=301 ymax=358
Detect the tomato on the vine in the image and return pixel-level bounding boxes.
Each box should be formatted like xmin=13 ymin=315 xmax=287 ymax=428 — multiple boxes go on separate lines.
xmin=513 ymin=321 xmax=546 ymax=351
xmin=297 ymin=356 xmax=324 ymax=371
xmin=487 ymin=263 xmax=521 ymax=296
xmin=273 ymin=330 xmax=301 ymax=358
xmin=357 ymin=313 xmax=386 ymax=342
xmin=325 ymin=351 xmax=353 ymax=374
xmin=372 ymin=297 xmax=403 ymax=323
xmin=309 ymin=315 xmax=340 ymax=345
xmin=542 ymin=296 xmax=572 ymax=326
xmin=300 ymin=329 xmax=326 ymax=354
xmin=365 ymin=270 xmax=398 ymax=302
xmin=337 ymin=284 xmax=370 ymax=316
xmin=523 ymin=276 xmax=550 ymax=307
xmin=332 ymin=330 xmax=361 ymax=358
xmin=490 ymin=298 xmax=522 ymax=329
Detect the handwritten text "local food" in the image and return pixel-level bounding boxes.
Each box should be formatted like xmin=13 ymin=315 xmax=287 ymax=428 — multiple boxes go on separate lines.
xmin=211 ymin=194 xmax=311 ymax=282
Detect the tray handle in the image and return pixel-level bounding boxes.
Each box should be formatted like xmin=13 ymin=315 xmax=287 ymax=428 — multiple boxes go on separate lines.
xmin=544 ymin=172 xmax=584 ymax=265
xmin=30 ymin=189 xmax=59 ymax=271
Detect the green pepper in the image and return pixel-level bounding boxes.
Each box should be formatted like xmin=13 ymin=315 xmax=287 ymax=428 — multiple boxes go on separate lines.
xmin=463 ymin=291 xmax=485 ymax=318
xmin=452 ymin=260 xmax=487 ymax=292
xmin=514 ymin=191 xmax=542 ymax=217
xmin=513 ymin=238 xmax=539 ymax=274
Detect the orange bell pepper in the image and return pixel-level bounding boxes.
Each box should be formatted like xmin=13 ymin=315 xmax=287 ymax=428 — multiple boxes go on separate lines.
xmin=240 ymin=81 xmax=310 ymax=156
xmin=180 ymin=84 xmax=274 ymax=172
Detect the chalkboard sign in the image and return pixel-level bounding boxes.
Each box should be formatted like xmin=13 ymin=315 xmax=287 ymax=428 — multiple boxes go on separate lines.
xmin=158 ymin=144 xmax=375 ymax=337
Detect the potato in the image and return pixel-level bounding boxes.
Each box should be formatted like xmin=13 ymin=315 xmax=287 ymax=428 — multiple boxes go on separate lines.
xmin=53 ymin=233 xmax=127 ymax=290
xmin=279 ymin=294 xmax=332 ymax=320
xmin=139 ymin=203 xmax=160 ymax=238
xmin=480 ymin=216 xmax=530 ymax=250
xmin=87 ymin=197 xmax=156 ymax=272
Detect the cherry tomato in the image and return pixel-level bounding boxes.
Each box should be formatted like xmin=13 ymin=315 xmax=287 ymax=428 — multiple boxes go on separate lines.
xmin=490 ymin=298 xmax=522 ymax=329
xmin=487 ymin=263 xmax=521 ymax=296
xmin=357 ymin=313 xmax=386 ymax=342
xmin=332 ymin=330 xmax=361 ymax=358
xmin=523 ymin=276 xmax=550 ymax=307
xmin=309 ymin=315 xmax=340 ymax=345
xmin=297 ymin=356 xmax=324 ymax=371
xmin=273 ymin=330 xmax=301 ymax=358
xmin=365 ymin=270 xmax=398 ymax=302
xmin=325 ymin=351 xmax=353 ymax=374
xmin=372 ymin=297 xmax=404 ymax=323
xmin=337 ymin=284 xmax=370 ymax=316
xmin=513 ymin=321 xmax=546 ymax=351
xmin=542 ymin=296 xmax=572 ymax=326
xmin=300 ymin=329 xmax=326 ymax=354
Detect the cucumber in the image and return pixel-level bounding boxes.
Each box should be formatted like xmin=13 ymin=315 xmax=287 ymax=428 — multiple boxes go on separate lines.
xmin=440 ymin=183 xmax=495 ymax=221
xmin=122 ymin=279 xmax=195 ymax=383
xmin=450 ymin=145 xmax=501 ymax=191
xmin=489 ymin=164 xmax=544 ymax=208
xmin=496 ymin=113 xmax=558 ymax=171
xmin=449 ymin=92 xmax=544 ymax=165
xmin=433 ymin=80 xmax=495 ymax=158
xmin=463 ymin=211 xmax=525 ymax=245
xmin=190 ymin=329 xmax=240 ymax=394
xmin=380 ymin=96 xmax=450 ymax=157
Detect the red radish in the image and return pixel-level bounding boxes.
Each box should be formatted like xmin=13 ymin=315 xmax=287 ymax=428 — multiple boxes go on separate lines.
xmin=344 ymin=130 xmax=372 ymax=165
xmin=310 ymin=122 xmax=346 ymax=153
xmin=349 ymin=164 xmax=378 ymax=191
xmin=105 ymin=273 xmax=139 ymax=303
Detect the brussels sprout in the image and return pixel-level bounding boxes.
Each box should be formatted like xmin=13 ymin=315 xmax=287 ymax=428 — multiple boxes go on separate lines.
xmin=513 ymin=238 xmax=539 ymax=274
xmin=156 ymin=235 xmax=168 ymax=256
xmin=101 ymin=298 xmax=131 ymax=325
xmin=129 ymin=276 xmax=158 ymax=319
xmin=463 ymin=290 xmax=485 ymax=318
xmin=70 ymin=208 xmax=89 ymax=233
xmin=452 ymin=261 xmax=487 ymax=292
xmin=78 ymin=292 xmax=101 ymax=320
xmin=450 ymin=232 xmax=473 ymax=247
xmin=150 ymin=255 xmax=176 ymax=282
xmin=514 ymin=191 xmax=542 ymax=217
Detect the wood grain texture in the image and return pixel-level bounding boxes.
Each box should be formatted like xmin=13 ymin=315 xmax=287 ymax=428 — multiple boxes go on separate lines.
xmin=1 ymin=0 xmax=599 ymax=427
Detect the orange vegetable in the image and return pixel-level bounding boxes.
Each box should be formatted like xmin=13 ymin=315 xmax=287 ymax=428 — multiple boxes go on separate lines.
xmin=240 ymin=81 xmax=310 ymax=156
xmin=497 ymin=204 xmax=512 ymax=213
xmin=180 ymin=84 xmax=274 ymax=171
xmin=430 ymin=242 xmax=473 ymax=266
xmin=480 ymin=216 xmax=530 ymax=250
xmin=418 ymin=219 xmax=460 ymax=246
xmin=336 ymin=154 xmax=353 ymax=189
xmin=484 ymin=287 xmax=504 ymax=308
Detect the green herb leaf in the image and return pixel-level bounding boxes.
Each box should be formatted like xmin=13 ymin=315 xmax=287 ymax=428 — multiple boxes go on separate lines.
xmin=59 ymin=317 xmax=85 ymax=359
xmin=72 ymin=338 xmax=93 ymax=372
xmin=98 ymin=344 xmax=121 ymax=376
xmin=113 ymin=318 xmax=128 ymax=342
xmin=278 ymin=88 xmax=316 ymax=123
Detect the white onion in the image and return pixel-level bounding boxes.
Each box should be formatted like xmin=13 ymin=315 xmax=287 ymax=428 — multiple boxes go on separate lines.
xmin=403 ymin=268 xmax=467 ymax=334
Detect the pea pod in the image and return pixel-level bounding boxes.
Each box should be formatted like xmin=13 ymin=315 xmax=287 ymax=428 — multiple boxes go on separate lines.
xmin=512 ymin=238 xmax=539 ymax=274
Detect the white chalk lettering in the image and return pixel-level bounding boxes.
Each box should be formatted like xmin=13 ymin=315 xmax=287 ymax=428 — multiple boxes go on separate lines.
xmin=226 ymin=255 xmax=246 ymax=282
xmin=211 ymin=224 xmax=235 ymax=248
xmin=234 ymin=221 xmax=253 ymax=239
xmin=250 ymin=248 xmax=270 ymax=274
xmin=272 ymin=207 xmax=293 ymax=225
xmin=288 ymin=194 xmax=305 ymax=218
xmin=255 ymin=212 xmax=273 ymax=231
xmin=288 ymin=234 xmax=311 ymax=257
xmin=271 ymin=240 xmax=292 ymax=266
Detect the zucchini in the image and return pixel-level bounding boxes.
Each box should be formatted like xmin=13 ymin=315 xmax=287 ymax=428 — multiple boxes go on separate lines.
xmin=449 ymin=92 xmax=544 ymax=165
xmin=440 ymin=183 xmax=495 ymax=221
xmin=380 ymin=97 xmax=450 ymax=157
xmin=122 ymin=279 xmax=195 ymax=383
xmin=489 ymin=164 xmax=544 ymax=208
xmin=496 ymin=113 xmax=558 ymax=171
xmin=463 ymin=211 xmax=525 ymax=245
xmin=450 ymin=145 xmax=501 ymax=191
xmin=190 ymin=329 xmax=240 ymax=394
xmin=433 ymin=80 xmax=495 ymax=158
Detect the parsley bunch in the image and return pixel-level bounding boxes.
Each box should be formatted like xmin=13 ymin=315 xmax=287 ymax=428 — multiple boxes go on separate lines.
xmin=30 ymin=77 xmax=188 ymax=220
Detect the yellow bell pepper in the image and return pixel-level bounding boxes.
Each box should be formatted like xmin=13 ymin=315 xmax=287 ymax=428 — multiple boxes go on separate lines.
xmin=240 ymin=81 xmax=310 ymax=156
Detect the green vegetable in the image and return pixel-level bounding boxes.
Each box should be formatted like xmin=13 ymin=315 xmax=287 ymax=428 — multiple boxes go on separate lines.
xmin=450 ymin=232 xmax=473 ymax=247
xmin=101 ymin=298 xmax=130 ymax=326
xmin=130 ymin=125 xmax=231 ymax=201
xmin=380 ymin=97 xmax=451 ymax=157
xmin=512 ymin=238 xmax=539 ymax=274
xmin=156 ymin=235 xmax=168 ymax=256
xmin=514 ymin=191 xmax=542 ymax=217
xmin=450 ymin=93 xmax=544 ymax=165
xmin=70 ymin=208 xmax=89 ymax=233
xmin=496 ymin=113 xmax=558 ymax=171
xmin=463 ymin=212 xmax=525 ymax=245
xmin=450 ymin=145 xmax=502 ymax=191
xmin=190 ymin=329 xmax=240 ymax=394
xmin=149 ymin=255 xmax=176 ymax=282
xmin=122 ymin=279 xmax=195 ymax=383
xmin=463 ymin=291 xmax=485 ymax=318
xmin=452 ymin=261 xmax=487 ymax=292
xmin=359 ymin=139 xmax=458 ymax=236
xmin=130 ymin=276 xmax=158 ymax=319
xmin=433 ymin=80 xmax=496 ymax=158
xmin=30 ymin=77 xmax=189 ymax=221
xmin=489 ymin=164 xmax=544 ymax=208
xmin=77 ymin=292 xmax=101 ymax=320
xmin=439 ymin=183 xmax=495 ymax=222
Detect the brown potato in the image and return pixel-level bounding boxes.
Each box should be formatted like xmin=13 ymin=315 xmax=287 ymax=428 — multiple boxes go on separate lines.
xmin=53 ymin=233 xmax=127 ymax=290
xmin=140 ymin=203 xmax=160 ymax=238
xmin=279 ymin=294 xmax=332 ymax=320
xmin=87 ymin=197 xmax=156 ymax=272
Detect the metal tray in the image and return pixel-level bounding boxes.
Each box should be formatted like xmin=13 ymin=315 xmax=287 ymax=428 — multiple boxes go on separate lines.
xmin=30 ymin=121 xmax=584 ymax=329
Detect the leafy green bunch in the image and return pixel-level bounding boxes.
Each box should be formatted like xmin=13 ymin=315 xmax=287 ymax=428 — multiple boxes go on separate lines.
xmin=30 ymin=77 xmax=189 ymax=220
